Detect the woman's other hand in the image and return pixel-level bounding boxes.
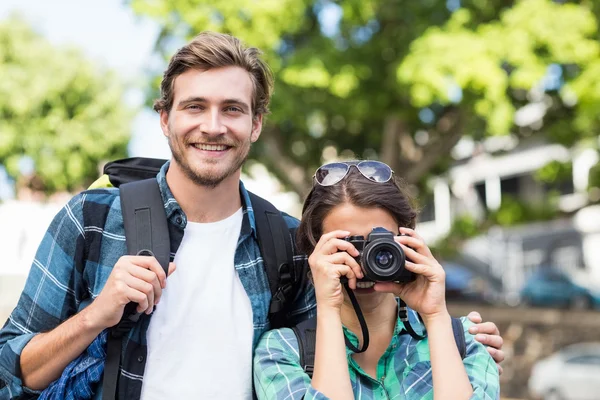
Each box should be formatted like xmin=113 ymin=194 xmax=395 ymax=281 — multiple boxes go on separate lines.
xmin=374 ymin=227 xmax=447 ymax=320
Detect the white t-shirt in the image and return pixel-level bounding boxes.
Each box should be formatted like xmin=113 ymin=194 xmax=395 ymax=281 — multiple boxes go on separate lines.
xmin=140 ymin=207 xmax=254 ymax=399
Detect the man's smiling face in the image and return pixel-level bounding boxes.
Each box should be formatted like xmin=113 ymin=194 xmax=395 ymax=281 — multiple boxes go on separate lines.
xmin=161 ymin=66 xmax=262 ymax=188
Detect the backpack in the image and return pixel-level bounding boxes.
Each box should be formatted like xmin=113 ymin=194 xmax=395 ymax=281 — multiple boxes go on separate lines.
xmin=291 ymin=314 xmax=467 ymax=377
xmin=94 ymin=157 xmax=307 ymax=400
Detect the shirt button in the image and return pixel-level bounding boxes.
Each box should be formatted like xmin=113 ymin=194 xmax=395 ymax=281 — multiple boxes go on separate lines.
xmin=175 ymin=216 xmax=183 ymax=225
xmin=137 ymin=355 xmax=145 ymax=363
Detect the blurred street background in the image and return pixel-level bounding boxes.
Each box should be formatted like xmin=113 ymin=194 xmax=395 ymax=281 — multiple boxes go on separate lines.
xmin=1 ymin=0 xmax=600 ymax=399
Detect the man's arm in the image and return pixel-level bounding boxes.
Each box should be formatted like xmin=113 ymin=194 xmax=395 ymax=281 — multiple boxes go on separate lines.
xmin=19 ymin=255 xmax=172 ymax=391
xmin=0 ymin=194 xmax=173 ymax=396
xmin=0 ymin=194 xmax=89 ymax=398
xmin=19 ymin=308 xmax=104 ymax=390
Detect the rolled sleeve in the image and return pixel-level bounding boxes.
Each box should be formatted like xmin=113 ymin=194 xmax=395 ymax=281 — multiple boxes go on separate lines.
xmin=0 ymin=332 xmax=41 ymax=399
xmin=460 ymin=318 xmax=501 ymax=400
xmin=0 ymin=194 xmax=86 ymax=398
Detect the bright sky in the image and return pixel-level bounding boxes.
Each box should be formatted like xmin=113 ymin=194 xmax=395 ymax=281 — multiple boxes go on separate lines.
xmin=0 ymin=0 xmax=171 ymax=159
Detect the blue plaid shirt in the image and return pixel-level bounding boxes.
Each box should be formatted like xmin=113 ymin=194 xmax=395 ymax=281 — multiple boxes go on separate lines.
xmin=0 ymin=161 xmax=316 ymax=400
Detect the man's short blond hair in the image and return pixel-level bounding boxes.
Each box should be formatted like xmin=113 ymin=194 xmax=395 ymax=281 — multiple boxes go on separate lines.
xmin=153 ymin=31 xmax=274 ymax=118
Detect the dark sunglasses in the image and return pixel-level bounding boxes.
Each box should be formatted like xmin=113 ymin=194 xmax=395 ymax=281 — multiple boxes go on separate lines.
xmin=313 ymin=160 xmax=394 ymax=187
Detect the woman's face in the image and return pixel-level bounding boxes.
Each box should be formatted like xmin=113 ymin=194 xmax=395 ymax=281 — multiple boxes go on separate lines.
xmin=321 ymin=202 xmax=398 ymax=301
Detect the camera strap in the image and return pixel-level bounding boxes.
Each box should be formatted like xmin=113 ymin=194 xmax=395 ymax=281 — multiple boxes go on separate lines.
xmin=340 ymin=278 xmax=370 ymax=353
xmin=398 ymin=298 xmax=427 ymax=340
xmin=339 ymin=281 xmax=429 ymax=353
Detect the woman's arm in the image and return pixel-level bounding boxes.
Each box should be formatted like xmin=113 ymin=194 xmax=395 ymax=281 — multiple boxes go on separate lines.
xmin=424 ymin=313 xmax=474 ymax=400
xmin=311 ymin=306 xmax=353 ymax=399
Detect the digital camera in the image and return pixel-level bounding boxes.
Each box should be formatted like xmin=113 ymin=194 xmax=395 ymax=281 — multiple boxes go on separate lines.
xmin=343 ymin=227 xmax=415 ymax=283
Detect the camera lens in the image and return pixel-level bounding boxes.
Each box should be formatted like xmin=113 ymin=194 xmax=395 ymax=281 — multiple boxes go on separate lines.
xmin=374 ymin=250 xmax=394 ymax=269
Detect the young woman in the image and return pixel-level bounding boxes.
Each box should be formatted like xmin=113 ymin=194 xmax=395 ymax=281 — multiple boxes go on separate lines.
xmin=254 ymin=160 xmax=500 ymax=399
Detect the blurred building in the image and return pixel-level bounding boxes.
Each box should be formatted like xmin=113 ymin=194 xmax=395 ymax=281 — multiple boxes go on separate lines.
xmin=417 ymin=136 xmax=600 ymax=301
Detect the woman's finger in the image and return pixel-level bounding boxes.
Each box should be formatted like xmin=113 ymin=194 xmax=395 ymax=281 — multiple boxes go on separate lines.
xmin=399 ymin=227 xmax=426 ymax=243
xmin=320 ymin=252 xmax=363 ymax=279
xmin=314 ymin=230 xmax=351 ymax=253
xmin=404 ymin=261 xmax=442 ymax=279
xmin=396 ymin=242 xmax=429 ymax=265
xmin=327 ymin=263 xmax=357 ymax=289
xmin=320 ymin=237 xmax=360 ymax=257
xmin=396 ymin=230 xmax=432 ymax=257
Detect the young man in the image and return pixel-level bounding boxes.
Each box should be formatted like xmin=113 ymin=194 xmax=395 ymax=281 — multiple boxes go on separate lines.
xmin=0 ymin=32 xmax=504 ymax=399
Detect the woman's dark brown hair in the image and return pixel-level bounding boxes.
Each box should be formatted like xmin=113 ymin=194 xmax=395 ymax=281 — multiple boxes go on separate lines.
xmin=296 ymin=165 xmax=418 ymax=256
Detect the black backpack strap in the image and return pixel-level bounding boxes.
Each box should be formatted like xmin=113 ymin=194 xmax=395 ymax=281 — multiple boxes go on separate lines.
xmin=119 ymin=179 xmax=171 ymax=272
xmin=102 ymin=178 xmax=170 ymax=400
xmin=291 ymin=317 xmax=317 ymax=378
xmin=248 ymin=192 xmax=297 ymax=329
xmin=451 ymin=317 xmax=467 ymax=359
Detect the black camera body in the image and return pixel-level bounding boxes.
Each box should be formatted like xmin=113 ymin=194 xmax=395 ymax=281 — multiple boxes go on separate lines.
xmin=343 ymin=227 xmax=415 ymax=283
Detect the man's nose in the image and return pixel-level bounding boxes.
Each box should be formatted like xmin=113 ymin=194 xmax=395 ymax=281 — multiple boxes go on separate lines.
xmin=200 ymin=109 xmax=226 ymax=135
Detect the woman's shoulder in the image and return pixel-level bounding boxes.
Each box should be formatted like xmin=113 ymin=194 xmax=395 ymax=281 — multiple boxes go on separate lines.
xmin=256 ymin=327 xmax=301 ymax=356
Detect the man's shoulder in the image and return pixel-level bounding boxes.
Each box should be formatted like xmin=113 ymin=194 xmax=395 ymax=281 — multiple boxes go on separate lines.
xmin=61 ymin=187 xmax=122 ymax=223
xmin=281 ymin=212 xmax=300 ymax=229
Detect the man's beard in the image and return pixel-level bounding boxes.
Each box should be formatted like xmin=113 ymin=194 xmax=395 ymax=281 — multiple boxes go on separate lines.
xmin=168 ymin=133 xmax=251 ymax=189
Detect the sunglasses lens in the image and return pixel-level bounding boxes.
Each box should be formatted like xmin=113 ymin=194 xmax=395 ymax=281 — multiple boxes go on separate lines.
xmin=357 ymin=161 xmax=392 ymax=182
xmin=315 ymin=163 xmax=350 ymax=186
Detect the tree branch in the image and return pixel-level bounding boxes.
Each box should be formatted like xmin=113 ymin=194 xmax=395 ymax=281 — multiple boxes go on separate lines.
xmin=397 ymin=107 xmax=464 ymax=184
xmin=256 ymin=127 xmax=312 ymax=197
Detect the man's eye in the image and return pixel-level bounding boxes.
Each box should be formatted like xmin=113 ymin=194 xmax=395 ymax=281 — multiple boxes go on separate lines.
xmin=186 ymin=104 xmax=203 ymax=110
xmin=225 ymin=106 xmax=242 ymax=113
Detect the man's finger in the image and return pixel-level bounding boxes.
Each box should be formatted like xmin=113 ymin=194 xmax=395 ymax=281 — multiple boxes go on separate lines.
xmin=126 ymin=275 xmax=156 ymax=313
xmin=470 ymin=321 xmax=500 ymax=336
xmin=131 ymin=256 xmax=168 ymax=287
xmin=486 ymin=346 xmax=506 ymax=364
xmin=475 ymin=333 xmax=504 ymax=351
xmin=467 ymin=311 xmax=482 ymax=324
xmin=168 ymin=262 xmax=176 ymax=277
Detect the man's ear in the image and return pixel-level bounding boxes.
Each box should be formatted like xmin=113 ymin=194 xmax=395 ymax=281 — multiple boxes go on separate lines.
xmin=250 ymin=114 xmax=263 ymax=143
xmin=160 ymin=110 xmax=170 ymax=137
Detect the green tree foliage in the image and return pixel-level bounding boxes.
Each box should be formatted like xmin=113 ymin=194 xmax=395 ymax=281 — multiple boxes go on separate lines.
xmin=130 ymin=0 xmax=600 ymax=198
xmin=0 ymin=16 xmax=133 ymax=194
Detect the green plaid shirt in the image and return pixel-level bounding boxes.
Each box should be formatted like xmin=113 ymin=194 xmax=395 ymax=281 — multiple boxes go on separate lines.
xmin=254 ymin=314 xmax=499 ymax=399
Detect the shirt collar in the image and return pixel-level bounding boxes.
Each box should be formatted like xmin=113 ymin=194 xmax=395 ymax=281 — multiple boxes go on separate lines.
xmin=156 ymin=160 xmax=256 ymax=238
xmin=342 ymin=300 xmax=423 ymax=355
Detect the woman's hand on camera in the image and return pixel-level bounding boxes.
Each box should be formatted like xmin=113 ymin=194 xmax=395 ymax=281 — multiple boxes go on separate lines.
xmin=374 ymin=227 xmax=447 ymax=321
xmin=308 ymin=230 xmax=364 ymax=311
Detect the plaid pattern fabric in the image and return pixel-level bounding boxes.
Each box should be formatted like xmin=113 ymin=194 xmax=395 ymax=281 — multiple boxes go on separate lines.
xmin=0 ymin=161 xmax=316 ymax=400
xmin=254 ymin=313 xmax=500 ymax=400
xmin=38 ymin=331 xmax=107 ymax=400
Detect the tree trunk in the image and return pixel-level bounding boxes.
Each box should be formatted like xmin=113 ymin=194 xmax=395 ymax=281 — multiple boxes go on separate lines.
xmin=397 ymin=107 xmax=464 ymax=184
xmin=257 ymin=127 xmax=312 ymax=197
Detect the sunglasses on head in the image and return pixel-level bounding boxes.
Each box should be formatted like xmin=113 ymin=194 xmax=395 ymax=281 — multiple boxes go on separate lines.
xmin=313 ymin=160 xmax=394 ymax=187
